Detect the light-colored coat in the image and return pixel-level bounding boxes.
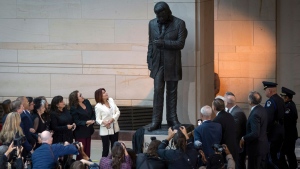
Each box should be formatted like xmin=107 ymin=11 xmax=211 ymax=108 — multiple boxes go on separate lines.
xmin=95 ymin=98 xmax=120 ymax=136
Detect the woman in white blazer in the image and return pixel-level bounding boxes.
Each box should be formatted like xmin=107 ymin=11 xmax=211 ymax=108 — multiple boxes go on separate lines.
xmin=94 ymin=88 xmax=120 ymax=157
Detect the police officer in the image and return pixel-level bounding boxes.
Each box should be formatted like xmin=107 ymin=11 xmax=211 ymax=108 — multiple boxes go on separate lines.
xmin=279 ymin=87 xmax=298 ymax=169
xmin=262 ymin=81 xmax=285 ymax=169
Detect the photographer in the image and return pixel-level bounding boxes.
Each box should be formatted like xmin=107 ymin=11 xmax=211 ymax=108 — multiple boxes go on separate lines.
xmin=0 ymin=142 xmax=23 ymax=169
xmin=31 ymin=131 xmax=78 ymax=169
xmin=69 ymin=142 xmax=99 ymax=169
xmin=199 ymin=144 xmax=235 ymax=169
xmin=157 ymin=125 xmax=199 ymax=169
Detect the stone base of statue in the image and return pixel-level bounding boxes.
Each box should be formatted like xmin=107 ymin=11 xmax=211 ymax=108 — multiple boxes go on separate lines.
xmin=143 ymin=123 xmax=195 ymax=152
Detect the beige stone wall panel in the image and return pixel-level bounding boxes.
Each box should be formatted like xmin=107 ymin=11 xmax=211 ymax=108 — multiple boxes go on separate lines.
xmin=0 ymin=49 xmax=17 ymax=62
xmin=249 ymin=0 xmax=276 ymax=21
xmin=116 ymin=75 xmax=153 ymax=100
xmin=115 ymin=20 xmax=148 ymax=44
xmin=49 ymin=19 xmax=114 ymax=43
xmin=50 ymin=74 xmax=116 ymax=98
xmin=18 ymin=50 xmax=82 ymax=64
xmin=216 ymin=0 xmax=250 ymax=21
xmin=0 ymin=42 xmax=132 ymax=51
xmin=132 ymin=100 xmax=153 ymax=107
xmin=0 ymin=66 xmax=18 ymax=73
xmin=0 ymin=19 xmax=49 ymax=42
xmin=248 ymin=53 xmax=276 ymax=79
xmin=19 ymin=67 xmax=82 ymax=74
xmin=81 ymin=0 xmax=148 ymax=19
xmin=82 ymin=51 xmax=146 ymax=65
xmin=214 ymin=45 xmax=236 ymax=53
xmin=83 ymin=67 xmax=148 ymax=76
xmin=231 ymin=21 xmax=253 ymax=45
xmin=0 ymin=0 xmax=17 ymax=18
xmin=219 ymin=77 xmax=253 ymax=103
xmin=236 ymin=45 xmax=276 ymax=53
xmin=17 ymin=0 xmax=81 ymax=19
xmin=0 ymin=73 xmax=51 ymax=97
xmin=253 ymin=21 xmax=276 ymax=46
xmin=218 ymin=52 xmax=250 ymax=78
xmin=215 ymin=21 xmax=232 ymax=45
xmin=114 ymin=100 xmax=132 ymax=106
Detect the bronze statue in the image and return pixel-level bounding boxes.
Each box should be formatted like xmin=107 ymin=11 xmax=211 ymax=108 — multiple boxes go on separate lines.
xmin=147 ymin=1 xmax=188 ymax=131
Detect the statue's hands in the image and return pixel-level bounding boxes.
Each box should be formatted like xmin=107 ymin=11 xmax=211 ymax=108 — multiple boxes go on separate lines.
xmin=153 ymin=39 xmax=164 ymax=48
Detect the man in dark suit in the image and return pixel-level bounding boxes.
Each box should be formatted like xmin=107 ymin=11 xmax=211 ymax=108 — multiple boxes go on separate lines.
xmin=16 ymin=96 xmax=36 ymax=147
xmin=212 ymin=98 xmax=238 ymax=163
xmin=147 ymin=1 xmax=188 ymax=131
xmin=262 ymin=81 xmax=285 ymax=168
xmin=240 ymin=91 xmax=268 ymax=169
xmin=194 ymin=105 xmax=222 ymax=158
xmin=224 ymin=92 xmax=247 ymax=169
xmin=279 ymin=87 xmax=298 ymax=169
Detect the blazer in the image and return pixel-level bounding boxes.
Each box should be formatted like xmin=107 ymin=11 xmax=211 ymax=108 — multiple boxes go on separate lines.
xmin=230 ymin=105 xmax=247 ymax=152
xmin=95 ymin=98 xmax=120 ymax=136
xmin=147 ymin=15 xmax=188 ymax=81
xmin=244 ymin=105 xmax=268 ymax=156
xmin=213 ymin=110 xmax=238 ymax=162
xmin=194 ymin=120 xmax=222 ymax=158
xmin=70 ymin=99 xmax=95 ymax=139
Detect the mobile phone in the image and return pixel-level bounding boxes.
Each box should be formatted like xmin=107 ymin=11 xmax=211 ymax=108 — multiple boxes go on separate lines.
xmin=198 ymin=119 xmax=203 ymax=126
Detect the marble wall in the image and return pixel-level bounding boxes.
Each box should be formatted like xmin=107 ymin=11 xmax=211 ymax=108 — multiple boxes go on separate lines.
xmin=0 ymin=0 xmax=202 ymax=125
xmin=214 ymin=0 xmax=277 ymax=117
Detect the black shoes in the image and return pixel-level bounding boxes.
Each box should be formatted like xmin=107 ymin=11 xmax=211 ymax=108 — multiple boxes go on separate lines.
xmin=147 ymin=123 xmax=161 ymax=131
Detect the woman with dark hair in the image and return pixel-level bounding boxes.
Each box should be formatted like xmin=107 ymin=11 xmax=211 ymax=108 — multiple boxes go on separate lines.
xmin=69 ymin=90 xmax=95 ymax=160
xmin=1 ymin=99 xmax=11 ymax=126
xmin=99 ymin=142 xmax=132 ymax=169
xmin=50 ymin=95 xmax=75 ymax=144
xmin=26 ymin=97 xmax=34 ymax=113
xmin=94 ymin=88 xmax=120 ymax=157
xmin=35 ymin=96 xmax=51 ymax=130
xmin=157 ymin=125 xmax=200 ymax=169
xmin=32 ymin=98 xmax=48 ymax=146
xmin=136 ymin=139 xmax=166 ymax=169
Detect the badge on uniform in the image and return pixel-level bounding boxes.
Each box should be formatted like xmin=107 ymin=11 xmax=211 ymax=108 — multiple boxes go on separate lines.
xmin=267 ymin=101 xmax=271 ymax=107
xmin=285 ymin=108 xmax=290 ymax=114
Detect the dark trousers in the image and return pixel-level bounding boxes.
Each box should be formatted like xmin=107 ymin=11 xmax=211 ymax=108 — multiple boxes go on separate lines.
xmin=237 ymin=150 xmax=246 ymax=169
xmin=75 ymin=137 xmax=91 ymax=160
xmin=248 ymin=155 xmax=266 ymax=169
xmin=280 ymin=138 xmax=297 ymax=169
xmin=153 ymin=66 xmax=179 ymax=125
xmin=267 ymin=140 xmax=284 ymax=169
xmin=101 ymin=132 xmax=119 ymax=157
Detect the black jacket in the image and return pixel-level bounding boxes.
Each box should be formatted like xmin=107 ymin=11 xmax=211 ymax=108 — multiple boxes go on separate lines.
xmin=136 ymin=153 xmax=166 ymax=169
xmin=284 ymin=100 xmax=298 ymax=140
xmin=264 ymin=94 xmax=285 ymax=141
xmin=213 ymin=110 xmax=239 ymax=162
xmin=244 ymin=105 xmax=269 ymax=156
xmin=70 ymin=99 xmax=95 ymax=139
xmin=147 ymin=15 xmax=188 ymax=81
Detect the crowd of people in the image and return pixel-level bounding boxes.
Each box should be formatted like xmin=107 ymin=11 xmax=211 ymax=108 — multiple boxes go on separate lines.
xmin=0 ymin=88 xmax=124 ymax=169
xmin=135 ymin=81 xmax=298 ymax=169
xmin=0 ymin=81 xmax=298 ymax=169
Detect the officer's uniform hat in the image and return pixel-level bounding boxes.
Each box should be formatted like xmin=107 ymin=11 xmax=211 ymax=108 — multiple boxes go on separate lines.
xmin=280 ymin=87 xmax=296 ymax=98
xmin=262 ymin=81 xmax=278 ymax=90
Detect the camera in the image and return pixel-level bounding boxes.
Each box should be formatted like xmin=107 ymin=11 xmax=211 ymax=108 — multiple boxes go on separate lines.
xmin=13 ymin=135 xmax=26 ymax=147
xmin=212 ymin=144 xmax=224 ymax=153
xmin=72 ymin=141 xmax=80 ymax=149
xmin=150 ymin=137 xmax=156 ymax=141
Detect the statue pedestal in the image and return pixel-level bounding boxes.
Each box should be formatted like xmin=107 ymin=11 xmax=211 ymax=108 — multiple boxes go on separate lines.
xmin=143 ymin=124 xmax=195 ymax=152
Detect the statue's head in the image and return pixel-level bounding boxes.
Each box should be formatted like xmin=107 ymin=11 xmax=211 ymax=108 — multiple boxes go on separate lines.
xmin=154 ymin=1 xmax=172 ymax=24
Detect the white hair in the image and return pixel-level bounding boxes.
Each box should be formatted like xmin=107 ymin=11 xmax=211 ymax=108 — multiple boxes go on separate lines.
xmin=215 ymin=95 xmax=225 ymax=102
xmin=200 ymin=105 xmax=212 ymax=117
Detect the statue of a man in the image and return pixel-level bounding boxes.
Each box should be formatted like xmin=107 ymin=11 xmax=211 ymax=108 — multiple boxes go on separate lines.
xmin=147 ymin=1 xmax=188 ymax=131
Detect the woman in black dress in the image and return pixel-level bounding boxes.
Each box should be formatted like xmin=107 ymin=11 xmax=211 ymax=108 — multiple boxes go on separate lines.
xmin=50 ymin=95 xmax=75 ymax=144
xmin=69 ymin=90 xmax=95 ymax=160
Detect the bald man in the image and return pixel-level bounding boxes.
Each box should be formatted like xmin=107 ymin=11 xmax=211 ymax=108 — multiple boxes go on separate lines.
xmin=224 ymin=92 xmax=247 ymax=169
xmin=32 ymin=131 xmax=78 ymax=169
